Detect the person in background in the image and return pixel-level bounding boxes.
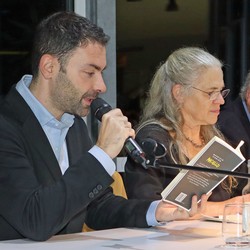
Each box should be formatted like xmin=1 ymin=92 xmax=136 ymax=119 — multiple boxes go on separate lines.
xmin=217 ymin=71 xmax=250 ymax=162
xmin=124 ymin=47 xmax=249 ymax=217
xmin=0 ymin=12 xmax=209 ymax=241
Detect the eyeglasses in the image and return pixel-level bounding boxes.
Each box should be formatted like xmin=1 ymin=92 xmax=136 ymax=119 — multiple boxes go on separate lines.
xmin=191 ymin=86 xmax=230 ymax=101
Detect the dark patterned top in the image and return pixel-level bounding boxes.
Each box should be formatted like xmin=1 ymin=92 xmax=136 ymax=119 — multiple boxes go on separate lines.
xmin=123 ymin=123 xmax=247 ymax=202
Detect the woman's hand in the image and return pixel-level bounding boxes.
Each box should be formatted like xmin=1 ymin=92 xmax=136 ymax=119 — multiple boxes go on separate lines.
xmin=198 ymin=194 xmax=250 ymax=217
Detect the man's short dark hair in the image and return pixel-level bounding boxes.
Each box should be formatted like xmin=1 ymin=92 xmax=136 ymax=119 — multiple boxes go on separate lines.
xmin=31 ymin=11 xmax=109 ymax=77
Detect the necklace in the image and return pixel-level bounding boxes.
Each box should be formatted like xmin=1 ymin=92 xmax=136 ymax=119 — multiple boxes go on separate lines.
xmin=183 ymin=134 xmax=205 ymax=148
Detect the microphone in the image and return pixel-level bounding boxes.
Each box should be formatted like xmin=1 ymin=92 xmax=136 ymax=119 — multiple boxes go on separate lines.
xmin=90 ymin=100 xmax=250 ymax=180
xmin=139 ymin=138 xmax=250 ymax=179
xmin=91 ymin=98 xmax=149 ymax=166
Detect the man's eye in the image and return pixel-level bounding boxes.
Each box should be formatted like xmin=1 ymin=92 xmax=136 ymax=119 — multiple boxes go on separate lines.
xmin=85 ymin=72 xmax=94 ymax=77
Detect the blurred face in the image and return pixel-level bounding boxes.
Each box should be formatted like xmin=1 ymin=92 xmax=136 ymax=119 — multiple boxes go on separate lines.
xmin=51 ymin=43 xmax=107 ymax=117
xmin=180 ymin=67 xmax=225 ymax=127
xmin=246 ymin=88 xmax=250 ymax=112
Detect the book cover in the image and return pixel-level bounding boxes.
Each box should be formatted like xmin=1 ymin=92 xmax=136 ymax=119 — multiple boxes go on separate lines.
xmin=161 ymin=136 xmax=245 ymax=211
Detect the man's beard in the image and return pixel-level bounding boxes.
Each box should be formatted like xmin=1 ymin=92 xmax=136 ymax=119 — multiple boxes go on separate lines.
xmin=52 ymin=71 xmax=90 ymax=117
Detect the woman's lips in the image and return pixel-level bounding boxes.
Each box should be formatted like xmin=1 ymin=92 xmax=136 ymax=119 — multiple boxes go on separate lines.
xmin=211 ymin=109 xmax=220 ymax=115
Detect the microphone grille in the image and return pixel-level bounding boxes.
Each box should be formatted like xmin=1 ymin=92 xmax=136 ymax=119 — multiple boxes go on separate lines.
xmin=91 ymin=98 xmax=112 ymax=121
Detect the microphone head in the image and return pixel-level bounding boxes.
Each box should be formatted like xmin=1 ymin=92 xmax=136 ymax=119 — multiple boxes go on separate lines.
xmin=141 ymin=138 xmax=166 ymax=158
xmin=140 ymin=138 xmax=167 ymax=167
xmin=91 ymin=98 xmax=112 ymax=121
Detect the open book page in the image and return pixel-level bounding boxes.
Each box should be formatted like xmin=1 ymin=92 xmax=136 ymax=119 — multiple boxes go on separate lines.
xmin=161 ymin=136 xmax=245 ymax=211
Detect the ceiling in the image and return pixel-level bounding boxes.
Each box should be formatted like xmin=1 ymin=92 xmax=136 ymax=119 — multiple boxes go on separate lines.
xmin=115 ymin=0 xmax=211 ymax=113
xmin=116 ymin=0 xmax=209 ymax=43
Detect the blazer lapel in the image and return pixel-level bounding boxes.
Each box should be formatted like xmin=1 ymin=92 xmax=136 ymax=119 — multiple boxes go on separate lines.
xmin=4 ymin=87 xmax=62 ymax=180
xmin=23 ymin=115 xmax=62 ymax=180
xmin=66 ymin=116 xmax=93 ymax=166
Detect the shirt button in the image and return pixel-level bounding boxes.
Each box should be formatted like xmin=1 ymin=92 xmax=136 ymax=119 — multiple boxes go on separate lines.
xmin=97 ymin=185 xmax=102 ymax=191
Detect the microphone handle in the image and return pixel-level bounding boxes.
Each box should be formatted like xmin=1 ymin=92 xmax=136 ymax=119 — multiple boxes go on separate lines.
xmin=156 ymin=162 xmax=250 ymax=179
xmin=91 ymin=98 xmax=148 ymax=166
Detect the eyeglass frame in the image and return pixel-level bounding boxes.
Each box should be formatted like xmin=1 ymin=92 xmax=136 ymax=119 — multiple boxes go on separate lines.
xmin=191 ymin=86 xmax=230 ymax=100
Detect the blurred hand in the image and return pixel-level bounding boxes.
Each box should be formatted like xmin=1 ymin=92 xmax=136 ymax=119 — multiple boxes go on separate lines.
xmin=242 ymin=194 xmax=250 ymax=203
xmin=190 ymin=193 xmax=250 ymax=217
xmin=96 ymin=108 xmax=135 ymax=159
xmin=155 ymin=193 xmax=210 ymax=222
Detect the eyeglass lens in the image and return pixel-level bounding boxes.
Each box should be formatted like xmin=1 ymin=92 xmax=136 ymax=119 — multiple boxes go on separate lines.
xmin=211 ymin=89 xmax=230 ymax=100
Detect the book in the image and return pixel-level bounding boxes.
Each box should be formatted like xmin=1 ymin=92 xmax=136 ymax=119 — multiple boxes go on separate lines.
xmin=161 ymin=136 xmax=246 ymax=211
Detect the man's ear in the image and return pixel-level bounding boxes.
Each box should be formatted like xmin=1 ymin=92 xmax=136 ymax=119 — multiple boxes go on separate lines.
xmin=39 ymin=54 xmax=58 ymax=79
xmin=172 ymin=84 xmax=184 ymax=103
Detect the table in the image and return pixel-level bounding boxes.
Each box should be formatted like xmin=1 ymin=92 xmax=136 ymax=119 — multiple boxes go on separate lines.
xmin=0 ymin=220 xmax=233 ymax=250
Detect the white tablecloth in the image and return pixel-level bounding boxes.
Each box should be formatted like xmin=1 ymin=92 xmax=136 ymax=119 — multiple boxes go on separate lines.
xmin=0 ymin=220 xmax=238 ymax=250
